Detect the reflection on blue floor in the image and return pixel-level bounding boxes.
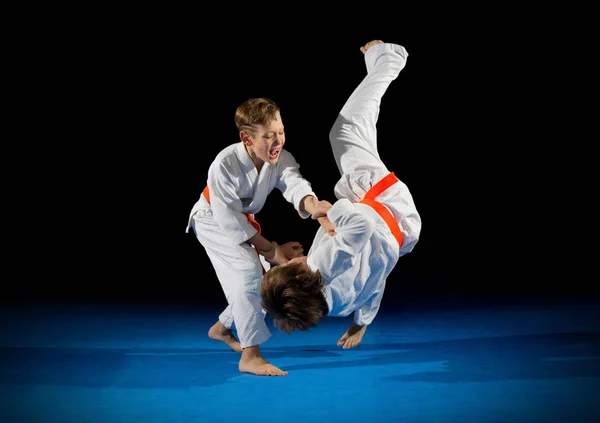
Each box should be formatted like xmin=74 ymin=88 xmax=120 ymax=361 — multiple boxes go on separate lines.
xmin=1 ymin=298 xmax=599 ymax=423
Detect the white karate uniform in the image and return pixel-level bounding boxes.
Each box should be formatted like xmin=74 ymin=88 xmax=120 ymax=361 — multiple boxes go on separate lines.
xmin=306 ymin=42 xmax=422 ymax=326
xmin=186 ymin=142 xmax=316 ymax=348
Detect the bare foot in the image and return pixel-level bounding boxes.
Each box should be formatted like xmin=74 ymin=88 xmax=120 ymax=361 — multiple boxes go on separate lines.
xmin=208 ymin=321 xmax=242 ymax=352
xmin=360 ymin=39 xmax=384 ymax=54
xmin=337 ymin=322 xmax=367 ymax=349
xmin=239 ymin=345 xmax=288 ymax=376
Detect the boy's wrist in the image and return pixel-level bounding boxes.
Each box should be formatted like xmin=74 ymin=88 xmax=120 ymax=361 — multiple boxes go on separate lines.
xmin=263 ymin=241 xmax=280 ymax=263
xmin=262 ymin=245 xmax=275 ymax=260
xmin=303 ymin=195 xmax=318 ymax=215
xmin=267 ymin=242 xmax=288 ymax=265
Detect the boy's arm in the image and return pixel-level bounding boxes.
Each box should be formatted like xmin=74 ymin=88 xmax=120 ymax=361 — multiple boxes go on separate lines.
xmin=353 ymin=286 xmax=385 ymax=326
xmin=300 ymin=195 xmax=320 ymax=217
xmin=307 ymin=199 xmax=376 ymax=281
xmin=250 ymin=234 xmax=302 ymax=266
xmin=248 ymin=232 xmax=276 ymax=253
xmin=275 ymin=151 xmax=318 ymax=219
xmin=308 ymin=198 xmax=336 ymax=235
xmin=327 ymin=199 xmax=375 ymax=257
xmin=317 ymin=216 xmax=336 ymax=236
xmin=255 ymin=238 xmax=302 ymax=266
xmin=207 ymin=157 xmax=303 ymax=263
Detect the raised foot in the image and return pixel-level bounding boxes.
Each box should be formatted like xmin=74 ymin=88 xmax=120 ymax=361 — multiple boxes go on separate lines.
xmin=337 ymin=322 xmax=367 ymax=349
xmin=360 ymin=40 xmax=384 ymax=54
xmin=208 ymin=321 xmax=242 ymax=352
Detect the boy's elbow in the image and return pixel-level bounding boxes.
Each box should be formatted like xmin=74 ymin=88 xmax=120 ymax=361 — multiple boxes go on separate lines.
xmin=405 ymin=212 xmax=422 ymax=239
xmin=399 ymin=215 xmax=422 ymax=254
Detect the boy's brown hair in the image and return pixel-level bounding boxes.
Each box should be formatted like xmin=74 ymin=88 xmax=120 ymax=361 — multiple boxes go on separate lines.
xmin=260 ymin=262 xmax=329 ymax=333
xmin=234 ymin=98 xmax=280 ymax=136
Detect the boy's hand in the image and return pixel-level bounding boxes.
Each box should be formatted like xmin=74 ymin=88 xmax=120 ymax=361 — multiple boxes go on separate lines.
xmin=317 ymin=216 xmax=336 ymax=236
xmin=260 ymin=241 xmax=303 ymax=266
xmin=311 ymin=200 xmax=333 ymax=219
xmin=280 ymin=241 xmax=303 ymax=260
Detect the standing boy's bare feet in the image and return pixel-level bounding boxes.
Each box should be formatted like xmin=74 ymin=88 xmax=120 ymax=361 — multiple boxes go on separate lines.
xmin=208 ymin=321 xmax=242 ymax=352
xmin=360 ymin=39 xmax=384 ymax=54
xmin=337 ymin=321 xmax=367 ymax=349
xmin=239 ymin=345 xmax=288 ymax=376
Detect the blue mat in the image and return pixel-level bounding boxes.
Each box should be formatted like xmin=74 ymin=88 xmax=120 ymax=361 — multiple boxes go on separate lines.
xmin=1 ymin=298 xmax=599 ymax=422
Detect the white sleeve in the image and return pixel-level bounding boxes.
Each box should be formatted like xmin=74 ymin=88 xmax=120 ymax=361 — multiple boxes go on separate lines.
xmin=328 ymin=199 xmax=376 ymax=257
xmin=275 ymin=150 xmax=317 ymax=219
xmin=353 ymin=283 xmax=386 ymax=326
xmin=310 ymin=199 xmax=376 ymax=280
xmin=207 ymin=162 xmax=257 ymax=245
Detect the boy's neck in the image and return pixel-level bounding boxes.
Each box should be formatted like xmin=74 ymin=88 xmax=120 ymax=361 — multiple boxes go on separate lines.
xmin=244 ymin=145 xmax=264 ymax=172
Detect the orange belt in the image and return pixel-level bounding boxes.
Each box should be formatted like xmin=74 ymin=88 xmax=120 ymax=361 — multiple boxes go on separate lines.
xmin=202 ymin=186 xmax=266 ymax=274
xmin=359 ymin=172 xmax=403 ymax=247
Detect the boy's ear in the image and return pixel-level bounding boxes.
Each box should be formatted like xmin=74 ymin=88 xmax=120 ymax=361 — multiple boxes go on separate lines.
xmin=240 ymin=131 xmax=253 ymax=146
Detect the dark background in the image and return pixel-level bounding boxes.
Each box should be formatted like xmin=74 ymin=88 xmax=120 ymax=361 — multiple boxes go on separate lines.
xmin=7 ymin=16 xmax=595 ymax=307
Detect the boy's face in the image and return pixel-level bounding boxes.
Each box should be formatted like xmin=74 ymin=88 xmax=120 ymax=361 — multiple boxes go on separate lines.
xmin=242 ymin=111 xmax=285 ymax=166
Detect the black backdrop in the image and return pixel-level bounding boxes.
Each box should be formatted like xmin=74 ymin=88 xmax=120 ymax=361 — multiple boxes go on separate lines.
xmin=9 ymin=19 xmax=595 ymax=306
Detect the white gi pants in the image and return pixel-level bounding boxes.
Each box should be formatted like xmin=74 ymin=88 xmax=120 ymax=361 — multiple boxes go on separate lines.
xmin=330 ymin=42 xmax=421 ymax=255
xmin=191 ymin=209 xmax=271 ymax=349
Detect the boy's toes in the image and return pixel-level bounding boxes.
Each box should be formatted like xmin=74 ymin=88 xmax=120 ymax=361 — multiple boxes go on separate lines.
xmin=361 ymin=40 xmax=384 ymax=54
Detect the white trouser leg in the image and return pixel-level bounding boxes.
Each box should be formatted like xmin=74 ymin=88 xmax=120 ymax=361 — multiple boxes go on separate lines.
xmin=329 ymin=43 xmax=408 ymax=175
xmin=193 ymin=217 xmax=271 ymax=348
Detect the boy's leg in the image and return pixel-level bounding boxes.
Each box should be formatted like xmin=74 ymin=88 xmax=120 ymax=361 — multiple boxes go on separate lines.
xmin=329 ymin=42 xmax=408 ymax=176
xmin=193 ymin=219 xmax=270 ymax=349
xmin=217 ymin=304 xmax=234 ymax=331
xmin=194 ymin=219 xmax=287 ymax=376
xmin=203 ymin=252 xmax=241 ymax=353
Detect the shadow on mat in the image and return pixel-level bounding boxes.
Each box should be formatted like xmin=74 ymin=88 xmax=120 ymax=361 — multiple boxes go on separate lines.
xmin=0 ymin=332 xmax=598 ymax=388
xmin=274 ymin=332 xmax=600 ymax=383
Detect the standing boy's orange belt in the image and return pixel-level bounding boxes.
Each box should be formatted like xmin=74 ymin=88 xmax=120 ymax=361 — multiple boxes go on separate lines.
xmin=359 ymin=172 xmax=403 ymax=247
xmin=202 ymin=186 xmax=266 ymax=274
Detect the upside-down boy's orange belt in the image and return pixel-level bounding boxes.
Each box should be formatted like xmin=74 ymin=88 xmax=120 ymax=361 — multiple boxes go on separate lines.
xmin=202 ymin=186 xmax=266 ymax=274
xmin=359 ymin=172 xmax=403 ymax=247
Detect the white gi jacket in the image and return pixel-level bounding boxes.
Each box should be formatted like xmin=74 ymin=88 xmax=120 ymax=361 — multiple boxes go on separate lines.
xmin=186 ymin=141 xmax=316 ymax=348
xmin=306 ymin=176 xmax=420 ymax=327
xmin=186 ymin=142 xmax=315 ymax=238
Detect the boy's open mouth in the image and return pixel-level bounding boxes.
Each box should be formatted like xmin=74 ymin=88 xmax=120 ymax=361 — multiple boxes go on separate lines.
xmin=269 ymin=148 xmax=280 ymax=159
